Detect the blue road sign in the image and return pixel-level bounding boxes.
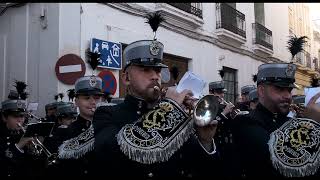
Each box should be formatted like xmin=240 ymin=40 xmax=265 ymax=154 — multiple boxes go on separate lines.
xmin=90 ymin=38 xmax=122 ymax=70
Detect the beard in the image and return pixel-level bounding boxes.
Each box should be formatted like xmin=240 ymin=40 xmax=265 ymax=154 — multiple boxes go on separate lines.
xmin=130 ymin=81 xmax=161 ymax=103
xmin=277 ymin=102 xmax=291 ymax=116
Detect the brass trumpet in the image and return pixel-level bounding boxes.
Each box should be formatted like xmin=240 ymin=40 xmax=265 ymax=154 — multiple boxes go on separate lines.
xmin=154 ymin=86 xmax=220 ymax=127
xmin=216 ymin=97 xmax=249 ymax=119
xmin=17 ymin=123 xmax=57 ymax=166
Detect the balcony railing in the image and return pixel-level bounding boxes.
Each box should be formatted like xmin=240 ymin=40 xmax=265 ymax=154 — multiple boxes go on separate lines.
xmin=168 ymin=3 xmax=203 ymax=18
xmin=252 ymin=23 xmax=273 ymax=50
xmin=216 ymin=3 xmax=246 ymax=38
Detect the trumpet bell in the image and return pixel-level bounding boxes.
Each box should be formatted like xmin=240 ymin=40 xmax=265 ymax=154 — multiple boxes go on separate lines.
xmin=194 ymin=95 xmax=220 ymax=127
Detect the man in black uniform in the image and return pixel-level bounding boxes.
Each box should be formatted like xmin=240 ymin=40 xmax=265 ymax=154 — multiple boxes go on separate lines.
xmin=208 ymin=81 xmax=237 ymax=178
xmin=248 ymin=88 xmax=258 ymax=110
xmin=0 ymin=81 xmax=48 ymax=178
xmin=44 ymin=102 xmax=78 ymax=153
xmin=231 ymin=63 xmax=300 ymax=177
xmin=237 ymin=85 xmax=256 ymax=111
xmin=93 ymin=26 xmax=220 ymax=177
xmin=46 ymin=75 xmax=103 ymax=177
xmin=0 ymin=99 xmax=34 ymax=178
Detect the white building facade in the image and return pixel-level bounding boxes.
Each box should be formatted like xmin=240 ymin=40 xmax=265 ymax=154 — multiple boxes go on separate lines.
xmin=0 ymin=3 xmax=292 ymax=116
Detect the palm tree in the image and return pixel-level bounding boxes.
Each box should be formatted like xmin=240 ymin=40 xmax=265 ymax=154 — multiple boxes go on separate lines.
xmin=287 ymin=34 xmax=308 ymax=62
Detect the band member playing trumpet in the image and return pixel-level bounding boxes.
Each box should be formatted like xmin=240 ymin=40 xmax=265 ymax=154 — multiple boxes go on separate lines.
xmin=0 ymin=81 xmax=47 ymax=177
xmin=93 ymin=11 xmax=220 ymax=178
xmin=229 ymin=63 xmax=319 ymax=178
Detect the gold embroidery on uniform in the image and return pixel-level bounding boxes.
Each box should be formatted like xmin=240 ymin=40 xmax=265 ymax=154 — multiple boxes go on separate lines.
xmin=142 ymin=102 xmax=173 ymax=129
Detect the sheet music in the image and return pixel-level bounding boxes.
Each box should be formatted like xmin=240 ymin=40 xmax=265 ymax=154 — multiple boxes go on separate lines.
xmin=176 ymin=71 xmax=206 ymax=99
xmin=304 ymin=87 xmax=320 ymax=106
xmin=27 ymin=103 xmax=38 ymax=111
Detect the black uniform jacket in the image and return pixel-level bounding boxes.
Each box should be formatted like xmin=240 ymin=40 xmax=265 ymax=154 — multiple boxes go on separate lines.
xmin=231 ymin=103 xmax=291 ymax=178
xmin=45 ymin=115 xmax=93 ymax=177
xmin=92 ymin=95 xmax=221 ymax=178
xmin=0 ymin=122 xmax=46 ymax=178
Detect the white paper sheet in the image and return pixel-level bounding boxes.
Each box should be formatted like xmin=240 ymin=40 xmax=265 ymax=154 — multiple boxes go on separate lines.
xmin=287 ymin=111 xmax=295 ymax=118
xmin=304 ymin=87 xmax=320 ymax=106
xmin=27 ymin=103 xmax=38 ymax=111
xmin=176 ymin=71 xmax=206 ymax=99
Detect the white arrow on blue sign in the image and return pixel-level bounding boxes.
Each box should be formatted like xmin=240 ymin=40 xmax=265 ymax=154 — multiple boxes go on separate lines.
xmin=90 ymin=38 xmax=122 ymax=70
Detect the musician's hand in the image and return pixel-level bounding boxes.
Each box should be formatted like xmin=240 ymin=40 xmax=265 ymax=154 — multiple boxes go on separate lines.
xmin=196 ymin=120 xmax=218 ymax=151
xmin=304 ymin=92 xmax=320 ymax=122
xmin=222 ymin=101 xmax=235 ymax=115
xmin=165 ymin=87 xmax=193 ymax=106
xmin=16 ymin=137 xmax=34 ymax=149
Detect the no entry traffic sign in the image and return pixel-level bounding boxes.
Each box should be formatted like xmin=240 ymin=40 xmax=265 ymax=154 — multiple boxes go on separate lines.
xmin=98 ymin=70 xmax=117 ymax=95
xmin=55 ymin=54 xmax=86 ymax=85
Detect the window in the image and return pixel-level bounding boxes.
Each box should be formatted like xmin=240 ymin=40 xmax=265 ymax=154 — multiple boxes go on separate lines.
xmin=313 ymin=58 xmax=318 ymax=70
xmin=167 ymin=3 xmax=203 ymax=18
xmin=216 ymin=3 xmax=246 ymax=38
xmin=162 ymin=54 xmax=189 ymax=87
xmin=222 ymin=66 xmax=238 ymax=104
xmin=306 ymin=52 xmax=311 ymax=68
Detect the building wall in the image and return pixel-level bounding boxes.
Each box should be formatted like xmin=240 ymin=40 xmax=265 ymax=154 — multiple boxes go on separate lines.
xmin=76 ymin=3 xmax=290 ymax=95
xmin=288 ymin=3 xmax=318 ymax=95
xmin=265 ymin=3 xmax=291 ymax=62
xmin=0 ymin=3 xmax=60 ymax=116
xmin=0 ymin=2 xmax=297 ymax=115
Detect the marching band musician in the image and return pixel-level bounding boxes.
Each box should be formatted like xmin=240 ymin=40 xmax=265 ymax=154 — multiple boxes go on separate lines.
xmin=93 ymin=11 xmax=220 ymax=178
xmin=45 ymin=61 xmax=103 ymax=176
xmin=230 ymin=63 xmax=320 ymax=178
xmin=208 ymin=80 xmax=236 ymax=178
xmin=237 ymin=85 xmax=256 ymax=111
xmin=0 ymin=81 xmax=46 ymax=178
xmin=248 ymin=88 xmax=258 ymax=110
xmin=44 ymin=102 xmax=78 ymax=154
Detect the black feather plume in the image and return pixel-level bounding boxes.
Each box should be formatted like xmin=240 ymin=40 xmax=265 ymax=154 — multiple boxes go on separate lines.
xmin=311 ymin=77 xmax=320 ymax=87
xmin=67 ymin=89 xmax=75 ymax=102
xmin=13 ymin=80 xmax=28 ymax=99
xmin=13 ymin=80 xmax=27 ymax=95
xmin=170 ymin=66 xmax=179 ymax=81
xmin=145 ymin=11 xmax=165 ymax=33
xmin=20 ymin=92 xmax=29 ymax=100
xmin=218 ymin=69 xmax=224 ymax=79
xmin=54 ymin=95 xmax=59 ymax=101
xmin=58 ymin=93 xmax=64 ymax=101
xmin=252 ymin=74 xmax=257 ymax=83
xmin=287 ymin=35 xmax=308 ymax=61
xmin=86 ymin=49 xmax=101 ymax=71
